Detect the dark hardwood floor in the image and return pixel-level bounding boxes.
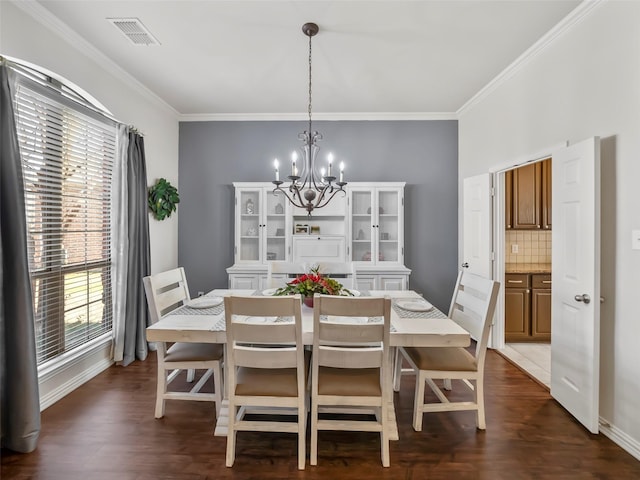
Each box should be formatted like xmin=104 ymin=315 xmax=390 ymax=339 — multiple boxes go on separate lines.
xmin=3 ymin=350 xmax=639 ymax=479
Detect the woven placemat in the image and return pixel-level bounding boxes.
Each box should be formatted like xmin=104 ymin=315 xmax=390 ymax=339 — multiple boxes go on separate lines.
xmin=168 ymin=302 xmax=224 ymax=316
xmin=392 ymin=301 xmax=447 ymax=319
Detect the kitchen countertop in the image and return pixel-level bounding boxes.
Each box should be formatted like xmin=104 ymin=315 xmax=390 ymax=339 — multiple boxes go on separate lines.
xmin=505 ymin=263 xmax=551 ymax=274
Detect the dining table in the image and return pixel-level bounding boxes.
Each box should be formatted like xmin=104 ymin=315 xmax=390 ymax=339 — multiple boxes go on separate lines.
xmin=146 ymin=289 xmax=471 ymax=440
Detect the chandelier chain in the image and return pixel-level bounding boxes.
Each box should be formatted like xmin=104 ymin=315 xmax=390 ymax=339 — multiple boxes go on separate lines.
xmin=307 ymin=31 xmax=313 ymax=136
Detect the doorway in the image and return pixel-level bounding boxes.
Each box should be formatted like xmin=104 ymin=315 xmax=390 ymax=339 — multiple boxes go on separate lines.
xmin=493 ymin=158 xmax=552 ymax=388
xmin=479 ymin=137 xmax=601 ymax=432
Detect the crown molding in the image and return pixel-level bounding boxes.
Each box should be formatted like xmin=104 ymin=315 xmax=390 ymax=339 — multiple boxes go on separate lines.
xmin=179 ymin=111 xmax=457 ymax=122
xmin=457 ymin=0 xmax=603 ymax=117
xmin=11 ymin=0 xmax=179 ymax=119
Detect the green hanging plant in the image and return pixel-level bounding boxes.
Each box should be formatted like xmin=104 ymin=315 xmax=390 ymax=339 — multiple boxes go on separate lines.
xmin=148 ymin=178 xmax=180 ymax=220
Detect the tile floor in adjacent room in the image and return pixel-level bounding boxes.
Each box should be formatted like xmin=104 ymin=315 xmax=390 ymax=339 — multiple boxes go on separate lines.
xmin=500 ymin=342 xmax=551 ymax=388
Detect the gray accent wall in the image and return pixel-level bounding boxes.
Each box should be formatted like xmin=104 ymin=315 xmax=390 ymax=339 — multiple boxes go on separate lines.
xmin=178 ymin=120 xmax=458 ymax=310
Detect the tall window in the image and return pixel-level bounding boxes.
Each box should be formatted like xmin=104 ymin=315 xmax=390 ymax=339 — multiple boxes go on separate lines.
xmin=13 ymin=78 xmax=117 ymax=365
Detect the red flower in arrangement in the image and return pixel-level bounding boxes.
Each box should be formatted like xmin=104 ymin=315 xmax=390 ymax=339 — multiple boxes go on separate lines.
xmin=274 ymin=266 xmax=353 ymax=299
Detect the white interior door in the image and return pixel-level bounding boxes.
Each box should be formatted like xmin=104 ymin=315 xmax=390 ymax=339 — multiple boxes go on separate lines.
xmin=551 ymin=137 xmax=600 ymax=433
xmin=462 ymin=174 xmax=493 ymax=278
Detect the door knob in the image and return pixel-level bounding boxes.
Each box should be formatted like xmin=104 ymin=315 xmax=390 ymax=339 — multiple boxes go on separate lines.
xmin=461 ymin=262 xmax=469 ymax=268
xmin=574 ymin=294 xmax=591 ymax=304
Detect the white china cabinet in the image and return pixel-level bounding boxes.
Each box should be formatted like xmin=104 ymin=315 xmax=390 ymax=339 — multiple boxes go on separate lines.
xmin=227 ymin=182 xmax=410 ymax=290
xmin=348 ymin=183 xmax=408 ymax=290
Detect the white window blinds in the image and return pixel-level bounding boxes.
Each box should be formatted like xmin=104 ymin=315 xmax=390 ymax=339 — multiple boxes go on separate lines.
xmin=13 ymin=81 xmax=117 ymax=365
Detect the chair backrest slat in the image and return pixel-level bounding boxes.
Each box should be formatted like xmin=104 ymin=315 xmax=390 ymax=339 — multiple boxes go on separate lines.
xmin=313 ymin=262 xmax=357 ymax=289
xmin=318 ymin=322 xmax=384 ymax=344
xmin=313 ymin=295 xmax=391 ymax=371
xmin=232 ymin=322 xmax=297 ymax=344
xmin=266 ymin=262 xmax=308 ymax=288
xmin=449 ymin=271 xmax=500 ymax=361
xmin=318 ymin=347 xmax=383 ymax=369
xmin=234 ymin=347 xmax=298 ymax=369
xmin=143 ymin=267 xmax=190 ymax=323
xmin=224 ymin=295 xmax=304 ymax=373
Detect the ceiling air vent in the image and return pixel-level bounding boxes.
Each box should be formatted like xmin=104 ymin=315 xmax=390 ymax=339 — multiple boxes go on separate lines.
xmin=107 ymin=18 xmax=160 ymax=46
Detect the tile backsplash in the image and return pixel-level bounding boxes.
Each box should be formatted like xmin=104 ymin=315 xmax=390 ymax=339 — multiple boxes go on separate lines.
xmin=505 ymin=230 xmax=551 ymax=265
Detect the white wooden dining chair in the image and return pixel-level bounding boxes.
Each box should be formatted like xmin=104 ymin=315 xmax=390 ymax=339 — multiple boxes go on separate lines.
xmin=266 ymin=261 xmax=308 ymax=288
xmin=399 ymin=270 xmax=500 ymax=431
xmin=313 ymin=261 xmax=357 ymax=289
xmin=224 ymin=295 xmax=308 ymax=470
xmin=310 ymin=294 xmax=392 ymax=467
xmin=143 ymin=267 xmax=224 ymax=419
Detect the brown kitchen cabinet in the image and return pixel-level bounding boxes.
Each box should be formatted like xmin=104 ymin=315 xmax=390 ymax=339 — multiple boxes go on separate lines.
xmin=505 ymin=272 xmax=551 ymax=342
xmin=505 ymin=158 xmax=551 ymax=230
xmin=504 ymin=273 xmax=531 ymax=341
xmin=531 ymin=274 xmax=551 ymax=341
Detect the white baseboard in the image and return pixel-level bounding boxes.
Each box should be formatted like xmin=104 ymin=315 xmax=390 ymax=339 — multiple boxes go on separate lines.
xmin=599 ymin=417 xmax=640 ymax=461
xmin=39 ymin=338 xmax=114 ymax=411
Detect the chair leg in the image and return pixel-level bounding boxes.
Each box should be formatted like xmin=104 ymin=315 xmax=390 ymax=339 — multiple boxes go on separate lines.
xmin=226 ymin=402 xmax=237 ymax=467
xmin=212 ymin=362 xmax=223 ymax=418
xmin=393 ymin=348 xmax=403 ymax=392
xmin=475 ymin=378 xmax=486 ymax=430
xmin=413 ymin=371 xmax=426 ymax=432
xmin=380 ymin=405 xmax=390 ymax=467
xmin=298 ymin=404 xmax=306 ymax=470
xmin=186 ymin=368 xmax=196 ymax=382
xmin=155 ymin=344 xmax=167 ymax=419
xmin=310 ymin=399 xmax=319 ymax=465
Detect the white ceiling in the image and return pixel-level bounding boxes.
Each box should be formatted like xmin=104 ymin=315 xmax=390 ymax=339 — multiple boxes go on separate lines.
xmin=35 ymin=0 xmax=582 ymax=119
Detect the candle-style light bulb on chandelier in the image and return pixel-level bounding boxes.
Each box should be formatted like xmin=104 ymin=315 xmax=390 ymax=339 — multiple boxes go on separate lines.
xmin=271 ymin=22 xmax=347 ymax=216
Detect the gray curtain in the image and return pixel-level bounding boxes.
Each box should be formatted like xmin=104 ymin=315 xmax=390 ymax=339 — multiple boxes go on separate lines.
xmin=0 ymin=65 xmax=41 ymax=452
xmin=121 ymin=132 xmax=150 ymax=366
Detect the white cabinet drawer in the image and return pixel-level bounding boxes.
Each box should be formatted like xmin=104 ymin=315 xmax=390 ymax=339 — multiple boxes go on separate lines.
xmin=292 ymin=236 xmax=345 ymax=263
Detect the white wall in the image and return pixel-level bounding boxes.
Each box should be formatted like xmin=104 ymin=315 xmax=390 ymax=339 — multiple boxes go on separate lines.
xmin=1 ymin=1 xmax=180 ymax=406
xmin=1 ymin=1 xmax=180 ymax=274
xmin=459 ymin=2 xmax=640 ymax=458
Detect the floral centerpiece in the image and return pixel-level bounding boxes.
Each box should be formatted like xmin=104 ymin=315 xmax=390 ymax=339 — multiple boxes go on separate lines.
xmin=274 ymin=265 xmax=353 ymax=307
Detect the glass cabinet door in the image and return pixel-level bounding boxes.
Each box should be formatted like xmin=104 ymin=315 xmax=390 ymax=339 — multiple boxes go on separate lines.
xmin=238 ymin=189 xmax=261 ymax=262
xmin=377 ymin=190 xmax=400 ymax=263
xmin=265 ymin=191 xmax=287 ymax=262
xmin=351 ymin=190 xmax=373 ymax=263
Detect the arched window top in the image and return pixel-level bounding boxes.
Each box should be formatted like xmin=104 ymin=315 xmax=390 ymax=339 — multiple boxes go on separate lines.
xmin=2 ymin=54 xmax=114 ymax=118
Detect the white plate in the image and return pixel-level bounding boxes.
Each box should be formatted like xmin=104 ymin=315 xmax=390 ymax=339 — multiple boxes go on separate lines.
xmin=262 ymin=288 xmax=278 ymax=296
xmin=396 ymin=299 xmax=433 ymax=312
xmin=188 ymin=296 xmax=223 ymax=309
xmin=342 ymin=289 xmax=361 ymax=297
xmin=241 ymin=316 xmax=278 ymax=324
xmin=326 ymin=315 xmax=367 ymax=324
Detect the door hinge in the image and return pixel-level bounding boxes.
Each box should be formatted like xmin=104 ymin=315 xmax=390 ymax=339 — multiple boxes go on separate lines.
xmin=490 ymin=187 xmax=495 ymax=197
xmin=491 ymin=251 xmax=495 ymax=261
xmin=234 ymin=246 xmax=237 ymax=254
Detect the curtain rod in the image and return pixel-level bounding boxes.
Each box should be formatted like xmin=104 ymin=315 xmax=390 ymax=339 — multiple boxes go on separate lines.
xmin=128 ymin=125 xmax=144 ymax=137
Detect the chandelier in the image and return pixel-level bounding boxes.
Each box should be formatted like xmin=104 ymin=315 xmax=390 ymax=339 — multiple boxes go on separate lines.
xmin=271 ymin=22 xmax=346 ymax=216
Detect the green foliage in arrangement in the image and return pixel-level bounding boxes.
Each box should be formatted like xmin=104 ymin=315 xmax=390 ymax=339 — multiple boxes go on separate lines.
xmin=148 ymin=178 xmax=180 ymax=220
